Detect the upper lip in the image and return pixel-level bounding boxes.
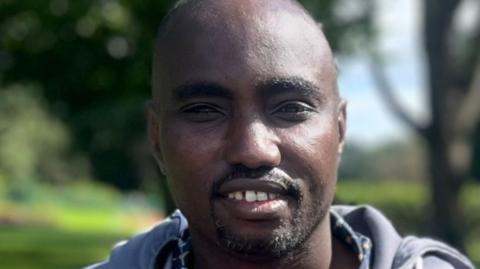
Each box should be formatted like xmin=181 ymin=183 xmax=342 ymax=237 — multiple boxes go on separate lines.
xmin=217 ymin=178 xmax=288 ymax=197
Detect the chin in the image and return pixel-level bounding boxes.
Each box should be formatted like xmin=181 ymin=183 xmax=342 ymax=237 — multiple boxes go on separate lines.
xmin=214 ymin=206 xmax=325 ymax=258
xmin=217 ymin=226 xmax=298 ymax=258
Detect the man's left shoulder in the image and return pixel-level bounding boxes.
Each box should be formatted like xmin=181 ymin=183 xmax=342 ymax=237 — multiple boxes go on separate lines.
xmin=331 ymin=205 xmax=474 ymax=269
xmin=393 ymin=236 xmax=474 ymax=269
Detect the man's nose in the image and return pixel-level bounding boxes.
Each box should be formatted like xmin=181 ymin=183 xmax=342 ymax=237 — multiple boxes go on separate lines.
xmin=224 ymin=118 xmax=281 ymax=168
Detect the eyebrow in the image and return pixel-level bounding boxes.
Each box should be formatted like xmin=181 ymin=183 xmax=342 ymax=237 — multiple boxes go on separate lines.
xmin=171 ymin=77 xmax=326 ymax=103
xmin=257 ymin=77 xmax=326 ymax=103
xmin=172 ymin=82 xmax=233 ymax=101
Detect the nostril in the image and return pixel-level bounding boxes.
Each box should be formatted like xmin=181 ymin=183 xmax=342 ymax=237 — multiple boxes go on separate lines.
xmin=224 ymin=119 xmax=281 ymax=168
xmin=229 ymin=164 xmax=273 ymax=178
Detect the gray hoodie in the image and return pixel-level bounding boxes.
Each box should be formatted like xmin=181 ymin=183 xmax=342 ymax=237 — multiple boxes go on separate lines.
xmin=85 ymin=205 xmax=474 ymax=269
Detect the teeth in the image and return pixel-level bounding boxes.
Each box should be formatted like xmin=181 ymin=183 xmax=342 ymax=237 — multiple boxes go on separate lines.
xmin=227 ymin=191 xmax=280 ymax=202
xmin=245 ymin=190 xmax=256 ymax=202
xmin=234 ymin=191 xmax=243 ymax=200
xmin=257 ymin=192 xmax=268 ymax=201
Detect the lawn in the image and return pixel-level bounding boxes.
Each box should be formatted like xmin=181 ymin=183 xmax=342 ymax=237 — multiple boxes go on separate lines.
xmin=0 ymin=180 xmax=161 ymax=269
xmin=0 ymin=225 xmax=127 ymax=269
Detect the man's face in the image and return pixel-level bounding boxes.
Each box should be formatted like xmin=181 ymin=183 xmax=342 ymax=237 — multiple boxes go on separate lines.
xmin=150 ymin=0 xmax=345 ymax=258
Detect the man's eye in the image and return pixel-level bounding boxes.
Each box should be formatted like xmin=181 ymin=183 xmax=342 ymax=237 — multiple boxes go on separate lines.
xmin=272 ymin=102 xmax=315 ymax=122
xmin=180 ymin=104 xmax=225 ymax=122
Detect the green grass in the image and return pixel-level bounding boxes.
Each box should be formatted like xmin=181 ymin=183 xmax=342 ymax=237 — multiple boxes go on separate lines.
xmin=0 ymin=180 xmax=162 ymax=269
xmin=0 ymin=225 xmax=128 ymax=269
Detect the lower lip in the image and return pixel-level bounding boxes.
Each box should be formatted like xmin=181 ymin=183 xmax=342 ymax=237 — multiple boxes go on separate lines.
xmin=216 ymin=197 xmax=290 ymax=221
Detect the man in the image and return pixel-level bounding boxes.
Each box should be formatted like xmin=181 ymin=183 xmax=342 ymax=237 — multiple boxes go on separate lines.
xmin=87 ymin=0 xmax=474 ymax=268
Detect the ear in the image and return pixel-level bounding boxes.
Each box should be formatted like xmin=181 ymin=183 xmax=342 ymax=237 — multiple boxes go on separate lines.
xmin=337 ymin=99 xmax=347 ymax=155
xmin=147 ymin=101 xmax=166 ymax=174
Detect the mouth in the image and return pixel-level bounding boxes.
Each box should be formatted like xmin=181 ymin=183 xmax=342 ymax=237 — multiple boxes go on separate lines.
xmin=213 ymin=179 xmax=294 ymax=221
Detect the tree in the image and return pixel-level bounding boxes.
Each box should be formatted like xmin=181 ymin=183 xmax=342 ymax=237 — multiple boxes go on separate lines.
xmin=370 ymin=0 xmax=480 ymax=248
xmin=0 ymin=0 xmax=176 ymax=191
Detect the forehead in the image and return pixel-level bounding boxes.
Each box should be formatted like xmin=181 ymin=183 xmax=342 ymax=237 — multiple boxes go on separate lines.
xmin=154 ymin=0 xmax=335 ymax=97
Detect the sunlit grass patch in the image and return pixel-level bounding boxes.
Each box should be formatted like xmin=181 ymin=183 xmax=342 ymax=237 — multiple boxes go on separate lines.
xmin=0 ymin=225 xmax=127 ymax=269
xmin=0 ymin=180 xmax=164 ymax=269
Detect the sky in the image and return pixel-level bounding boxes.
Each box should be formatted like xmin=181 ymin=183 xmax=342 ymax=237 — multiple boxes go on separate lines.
xmin=337 ymin=0 xmax=427 ymax=146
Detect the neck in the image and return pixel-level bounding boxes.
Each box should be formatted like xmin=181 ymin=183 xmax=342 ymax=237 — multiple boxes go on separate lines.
xmin=191 ymin=215 xmax=333 ymax=269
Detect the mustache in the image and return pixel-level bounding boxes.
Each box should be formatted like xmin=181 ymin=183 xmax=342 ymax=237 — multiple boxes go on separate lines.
xmin=211 ymin=165 xmax=302 ymax=198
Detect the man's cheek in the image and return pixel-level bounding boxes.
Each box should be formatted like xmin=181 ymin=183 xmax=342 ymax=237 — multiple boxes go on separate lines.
xmin=164 ymin=129 xmax=208 ymax=161
xmin=165 ymin=134 xmax=221 ymax=188
xmin=280 ymin=125 xmax=337 ymax=158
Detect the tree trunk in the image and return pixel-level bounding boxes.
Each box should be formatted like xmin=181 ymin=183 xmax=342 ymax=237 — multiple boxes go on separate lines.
xmin=371 ymin=0 xmax=478 ymax=251
xmin=423 ymin=0 xmax=466 ymax=250
xmin=426 ymin=131 xmax=465 ymax=249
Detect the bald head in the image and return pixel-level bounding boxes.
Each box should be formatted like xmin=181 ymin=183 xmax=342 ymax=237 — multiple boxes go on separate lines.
xmin=151 ymin=0 xmax=338 ymax=104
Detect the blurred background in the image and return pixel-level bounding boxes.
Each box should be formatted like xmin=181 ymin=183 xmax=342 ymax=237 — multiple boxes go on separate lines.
xmin=0 ymin=0 xmax=479 ymax=268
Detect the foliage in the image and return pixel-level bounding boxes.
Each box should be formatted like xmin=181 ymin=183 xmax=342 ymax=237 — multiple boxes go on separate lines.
xmin=0 ymin=179 xmax=161 ymax=233
xmin=300 ymin=0 xmax=375 ymax=54
xmin=0 ymin=0 xmax=176 ymax=190
xmin=339 ymin=138 xmax=427 ymax=181
xmin=0 ymin=85 xmax=89 ymax=191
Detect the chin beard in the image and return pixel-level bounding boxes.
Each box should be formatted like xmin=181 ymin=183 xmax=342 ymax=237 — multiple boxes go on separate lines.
xmin=213 ymin=198 xmax=329 ymax=258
